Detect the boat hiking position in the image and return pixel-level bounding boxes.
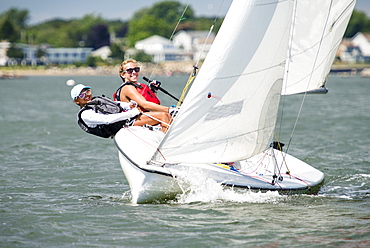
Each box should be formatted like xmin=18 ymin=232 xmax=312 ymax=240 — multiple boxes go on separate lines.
xmin=115 ymin=0 xmax=356 ymax=203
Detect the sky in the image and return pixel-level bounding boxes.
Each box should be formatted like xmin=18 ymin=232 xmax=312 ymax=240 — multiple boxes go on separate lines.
xmin=0 ymin=0 xmax=369 ymax=25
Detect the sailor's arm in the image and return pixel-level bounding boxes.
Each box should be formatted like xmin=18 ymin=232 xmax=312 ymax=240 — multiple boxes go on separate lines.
xmin=81 ymin=108 xmax=140 ymax=127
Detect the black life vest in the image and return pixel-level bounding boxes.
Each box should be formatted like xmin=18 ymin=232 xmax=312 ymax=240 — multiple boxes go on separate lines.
xmin=77 ymin=96 xmax=133 ymax=138
xmin=114 ymin=82 xmax=160 ymax=111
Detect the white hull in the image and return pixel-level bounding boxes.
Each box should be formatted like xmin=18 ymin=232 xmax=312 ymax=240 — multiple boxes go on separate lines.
xmin=115 ymin=127 xmax=324 ymax=204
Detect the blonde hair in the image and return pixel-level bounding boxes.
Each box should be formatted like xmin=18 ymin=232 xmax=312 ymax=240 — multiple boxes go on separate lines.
xmin=119 ymin=59 xmax=140 ymax=74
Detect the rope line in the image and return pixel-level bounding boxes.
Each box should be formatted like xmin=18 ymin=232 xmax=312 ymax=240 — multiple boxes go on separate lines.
xmin=126 ymin=127 xmax=167 ymax=162
xmin=141 ymin=112 xmax=171 ymax=127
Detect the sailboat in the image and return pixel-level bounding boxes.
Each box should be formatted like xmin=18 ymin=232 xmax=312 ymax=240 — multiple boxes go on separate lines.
xmin=114 ymin=0 xmax=356 ymax=204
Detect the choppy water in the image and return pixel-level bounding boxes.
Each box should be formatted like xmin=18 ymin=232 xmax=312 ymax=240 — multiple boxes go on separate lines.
xmin=1 ymin=74 xmax=369 ymax=247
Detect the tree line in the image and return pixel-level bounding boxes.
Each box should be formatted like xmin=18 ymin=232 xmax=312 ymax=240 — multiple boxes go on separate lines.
xmin=0 ymin=1 xmax=223 ymax=62
xmin=0 ymin=1 xmax=369 ymax=63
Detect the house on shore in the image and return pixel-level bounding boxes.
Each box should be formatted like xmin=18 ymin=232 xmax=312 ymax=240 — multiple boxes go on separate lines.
xmin=2 ymin=31 xmax=369 ymax=66
xmin=351 ymin=32 xmax=370 ymax=62
xmin=337 ymin=38 xmax=363 ymax=63
xmin=127 ymin=31 xmax=215 ymax=63
xmin=173 ymin=30 xmax=215 ymax=61
xmin=0 ymin=41 xmax=10 ymax=66
xmin=0 ymin=42 xmax=94 ymax=66
xmin=336 ymin=32 xmax=370 ymax=64
xmin=127 ymin=35 xmax=192 ymax=63
xmin=45 ymin=47 xmax=94 ymax=64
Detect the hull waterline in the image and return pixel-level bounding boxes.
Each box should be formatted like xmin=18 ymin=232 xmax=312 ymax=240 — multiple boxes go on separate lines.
xmin=115 ymin=128 xmax=324 ymax=204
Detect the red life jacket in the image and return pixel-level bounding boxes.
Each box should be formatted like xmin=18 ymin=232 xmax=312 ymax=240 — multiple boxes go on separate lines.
xmin=114 ymin=82 xmax=160 ymax=111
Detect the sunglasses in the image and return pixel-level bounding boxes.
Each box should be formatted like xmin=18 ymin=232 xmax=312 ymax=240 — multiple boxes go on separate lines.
xmin=124 ymin=67 xmax=140 ymax=74
xmin=77 ymin=89 xmax=91 ymax=99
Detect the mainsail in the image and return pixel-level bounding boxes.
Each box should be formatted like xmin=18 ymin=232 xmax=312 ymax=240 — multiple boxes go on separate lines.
xmin=153 ymin=0 xmax=294 ymax=163
xmin=282 ymin=0 xmax=356 ymax=95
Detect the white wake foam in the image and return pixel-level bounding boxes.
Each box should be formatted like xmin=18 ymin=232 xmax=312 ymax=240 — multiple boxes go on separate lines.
xmin=172 ymin=168 xmax=284 ymax=204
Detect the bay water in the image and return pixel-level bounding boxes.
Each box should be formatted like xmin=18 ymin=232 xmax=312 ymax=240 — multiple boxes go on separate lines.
xmin=0 ymin=74 xmax=369 ymax=247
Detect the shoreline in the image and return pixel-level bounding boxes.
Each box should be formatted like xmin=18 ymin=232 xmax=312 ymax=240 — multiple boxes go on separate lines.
xmin=0 ymin=61 xmax=199 ymax=77
xmin=1 ymin=62 xmax=369 ymax=77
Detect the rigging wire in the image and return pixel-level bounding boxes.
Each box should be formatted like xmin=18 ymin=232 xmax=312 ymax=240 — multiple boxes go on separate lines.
xmin=177 ymin=0 xmax=226 ymax=106
xmin=277 ymin=0 xmax=299 ymax=139
xmin=284 ymin=0 xmax=334 ymax=154
xmin=274 ymin=0 xmax=300 ymax=176
xmin=147 ymin=1 xmax=191 ymax=81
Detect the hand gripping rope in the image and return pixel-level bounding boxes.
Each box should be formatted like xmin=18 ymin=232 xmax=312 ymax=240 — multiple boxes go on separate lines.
xmin=141 ymin=112 xmax=171 ymax=127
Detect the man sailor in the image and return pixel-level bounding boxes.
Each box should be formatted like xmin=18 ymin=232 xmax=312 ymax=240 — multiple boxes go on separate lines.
xmin=71 ymin=84 xmax=171 ymax=137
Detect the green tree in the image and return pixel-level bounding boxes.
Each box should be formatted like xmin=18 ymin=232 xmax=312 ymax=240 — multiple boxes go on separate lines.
xmin=181 ymin=17 xmax=224 ymax=34
xmin=110 ymin=43 xmax=125 ymax=60
xmin=0 ymin=8 xmax=29 ymax=42
xmin=28 ymin=19 xmax=79 ymax=46
xmin=0 ymin=8 xmax=29 ymax=29
xmin=78 ymin=14 xmax=106 ymax=34
xmin=108 ymin=20 xmax=128 ymax=38
xmin=0 ymin=19 xmax=18 ymax=41
xmin=345 ymin=10 xmax=369 ymax=37
xmin=134 ymin=50 xmax=152 ymax=62
xmin=7 ymin=44 xmax=24 ymax=59
xmin=7 ymin=2 xmax=370 ymax=51
xmin=85 ymin=24 xmax=110 ymax=49
xmin=28 ymin=14 xmax=108 ymax=47
xmin=127 ymin=15 xmax=171 ymax=47
xmin=86 ymin=56 xmax=97 ymax=67
xmin=149 ymin=1 xmax=195 ymax=24
xmin=126 ymin=1 xmax=194 ymax=47
xmin=36 ymin=47 xmax=45 ymax=58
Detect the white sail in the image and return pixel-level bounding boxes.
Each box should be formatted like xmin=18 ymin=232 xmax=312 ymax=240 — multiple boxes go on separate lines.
xmin=153 ymin=0 xmax=293 ymax=163
xmin=282 ymin=0 xmax=356 ymax=95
